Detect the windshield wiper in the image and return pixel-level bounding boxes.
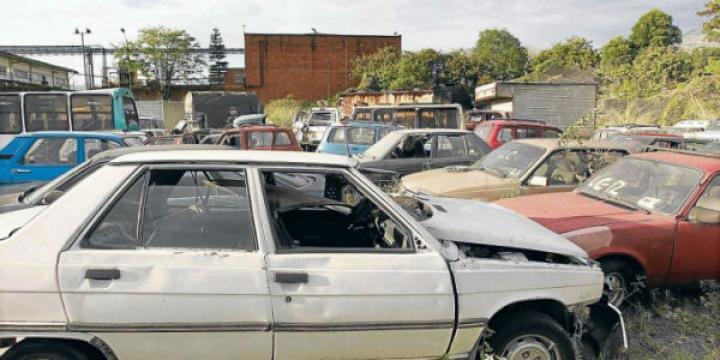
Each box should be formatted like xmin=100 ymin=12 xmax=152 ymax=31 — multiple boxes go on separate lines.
xmin=578 ymin=191 xmax=650 ymax=214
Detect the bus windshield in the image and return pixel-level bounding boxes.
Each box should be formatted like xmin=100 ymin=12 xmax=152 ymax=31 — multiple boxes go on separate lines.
xmin=71 ymin=94 xmax=114 ymax=131
xmin=0 ymin=94 xmax=22 ymax=134
xmin=24 ymin=94 xmax=69 ymax=131
xmin=123 ymin=97 xmax=140 ymax=130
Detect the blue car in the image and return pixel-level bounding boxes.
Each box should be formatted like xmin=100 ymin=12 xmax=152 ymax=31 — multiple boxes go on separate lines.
xmin=0 ymin=131 xmax=133 ymax=186
xmin=316 ymin=122 xmax=400 ymax=156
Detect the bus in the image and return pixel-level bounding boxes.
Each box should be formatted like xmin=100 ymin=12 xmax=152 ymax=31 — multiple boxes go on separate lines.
xmin=0 ymin=88 xmax=140 ymax=148
xmin=350 ymin=103 xmax=464 ymax=130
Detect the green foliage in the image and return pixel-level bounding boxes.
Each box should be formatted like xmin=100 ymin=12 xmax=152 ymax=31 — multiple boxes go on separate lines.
xmin=699 ymin=0 xmax=720 ymax=42
xmin=530 ymin=37 xmax=599 ymax=75
xmin=115 ymin=26 xmax=205 ymax=100
xmin=388 ymin=49 xmax=443 ymax=90
xmin=264 ymin=96 xmax=305 ymax=127
xmin=208 ymin=28 xmax=228 ymax=85
xmin=473 ymin=29 xmax=528 ymax=81
xmin=352 ymin=47 xmax=402 ymax=91
xmin=600 ymin=36 xmax=633 ymax=92
xmin=443 ymin=49 xmax=480 ymax=86
xmin=625 ymin=46 xmax=693 ymax=98
xmin=629 ymin=8 xmax=682 ymax=51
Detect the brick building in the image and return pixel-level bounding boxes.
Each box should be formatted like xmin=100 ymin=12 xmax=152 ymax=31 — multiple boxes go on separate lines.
xmin=244 ymin=33 xmax=401 ymax=102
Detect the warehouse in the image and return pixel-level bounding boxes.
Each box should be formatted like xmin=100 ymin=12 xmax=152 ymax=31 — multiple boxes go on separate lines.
xmin=0 ymin=50 xmax=75 ymax=90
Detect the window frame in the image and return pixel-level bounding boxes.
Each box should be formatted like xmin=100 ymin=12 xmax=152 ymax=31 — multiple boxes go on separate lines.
xmin=79 ymin=164 xmax=259 ymax=252
xmin=258 ymin=166 xmax=417 ymax=255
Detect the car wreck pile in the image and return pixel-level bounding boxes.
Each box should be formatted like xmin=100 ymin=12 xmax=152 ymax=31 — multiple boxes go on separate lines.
xmin=0 ymin=105 xmax=717 ymax=360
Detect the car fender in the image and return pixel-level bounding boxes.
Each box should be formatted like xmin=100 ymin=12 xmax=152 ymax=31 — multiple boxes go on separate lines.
xmin=0 ymin=331 xmax=118 ymax=360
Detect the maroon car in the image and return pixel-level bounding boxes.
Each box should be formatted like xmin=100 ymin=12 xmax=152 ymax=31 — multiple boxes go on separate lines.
xmin=215 ymin=125 xmax=302 ymax=151
xmin=497 ymin=151 xmax=720 ymax=305
xmin=473 ymin=119 xmax=563 ymax=149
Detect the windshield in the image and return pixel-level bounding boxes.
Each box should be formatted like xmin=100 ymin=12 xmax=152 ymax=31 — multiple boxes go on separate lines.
xmin=471 ymin=142 xmax=545 ymax=179
xmin=308 ymin=112 xmax=334 ymax=126
xmin=579 ymin=158 xmax=703 ymax=215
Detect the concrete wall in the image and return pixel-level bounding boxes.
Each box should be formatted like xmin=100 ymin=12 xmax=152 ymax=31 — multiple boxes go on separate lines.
xmin=135 ymin=100 xmax=184 ymax=130
xmin=244 ymin=33 xmax=401 ymax=102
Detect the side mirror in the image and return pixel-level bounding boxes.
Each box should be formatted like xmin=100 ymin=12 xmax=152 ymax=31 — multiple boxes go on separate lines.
xmin=528 ymin=175 xmax=548 ymax=187
xmin=688 ymin=206 xmax=720 ymax=224
xmin=39 ymin=190 xmax=64 ymax=205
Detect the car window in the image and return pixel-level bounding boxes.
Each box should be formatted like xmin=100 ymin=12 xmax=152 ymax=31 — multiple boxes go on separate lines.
xmin=85 ymin=169 xmax=255 ymax=250
xmin=393 ymin=110 xmax=416 ymax=128
xmin=373 ymin=109 xmax=394 ymax=124
xmin=516 ymin=127 xmax=541 ymax=139
xmin=248 ymin=131 xmax=274 ymax=148
xmin=474 ymin=125 xmax=492 ymax=140
xmin=85 ymin=174 xmax=145 ymax=249
xmin=544 ymin=129 xmax=562 ymax=138
xmin=24 ymin=94 xmax=70 ymax=131
xmin=84 ymin=138 xmax=122 ymax=159
xmin=23 ymin=138 xmax=77 ymax=165
xmin=497 ymin=127 xmax=513 ymax=143
xmin=695 ymin=176 xmax=720 ymax=212
xmin=262 ymin=170 xmax=412 ymax=252
xmin=418 ymin=110 xmax=436 ymax=128
xmin=275 ymin=132 xmax=292 ymax=146
xmin=353 ymin=109 xmax=371 ymax=121
xmin=531 ymin=150 xmax=584 ymax=186
xmin=122 ymin=137 xmax=144 ymax=147
xmin=391 ymin=134 xmax=431 ymax=159
xmin=348 ymin=127 xmax=375 ymax=145
xmin=436 ymin=109 xmax=459 ymax=128
xmin=465 ymin=134 xmax=491 ymax=156
xmin=327 ymin=128 xmax=347 ymax=144
xmin=435 ymin=135 xmax=466 ymax=158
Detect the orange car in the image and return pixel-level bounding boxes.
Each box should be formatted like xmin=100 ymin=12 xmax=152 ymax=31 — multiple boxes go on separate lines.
xmin=215 ymin=125 xmax=302 ymax=151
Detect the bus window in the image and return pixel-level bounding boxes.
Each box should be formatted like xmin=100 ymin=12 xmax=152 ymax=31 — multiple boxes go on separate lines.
xmin=437 ymin=109 xmax=459 ymax=128
xmin=393 ymin=109 xmax=416 ymax=128
xmin=123 ymin=97 xmax=140 ymax=130
xmin=24 ymin=94 xmax=69 ymax=132
xmin=418 ymin=110 xmax=437 ymax=128
xmin=353 ymin=109 xmax=371 ymax=121
xmin=71 ymin=95 xmax=114 ymax=131
xmin=373 ymin=109 xmax=394 ymax=124
xmin=0 ymin=95 xmax=22 ymax=134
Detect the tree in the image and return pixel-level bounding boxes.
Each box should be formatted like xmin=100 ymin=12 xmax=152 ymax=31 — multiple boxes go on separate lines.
xmin=443 ymin=49 xmax=480 ymax=87
xmin=600 ymin=36 xmax=634 ymax=94
xmin=208 ymin=28 xmax=228 ymax=85
xmin=624 ymin=46 xmax=693 ymax=98
xmin=115 ymin=26 xmax=205 ymax=100
xmin=388 ymin=49 xmax=443 ymax=90
xmin=352 ymin=47 xmax=402 ymax=91
xmin=530 ymin=36 xmax=599 ymax=74
xmin=699 ymin=0 xmax=720 ymax=42
xmin=629 ymin=9 xmax=682 ymax=51
xmin=473 ymin=29 xmax=528 ymax=81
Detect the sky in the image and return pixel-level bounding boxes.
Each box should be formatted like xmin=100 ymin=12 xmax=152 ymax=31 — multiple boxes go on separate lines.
xmin=0 ymin=0 xmax=709 ymax=88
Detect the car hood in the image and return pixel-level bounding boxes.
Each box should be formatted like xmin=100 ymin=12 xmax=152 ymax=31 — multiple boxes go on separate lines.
xmin=416 ymin=195 xmax=588 ymax=258
xmin=495 ymin=191 xmax=652 ymax=234
xmin=0 ymin=205 xmax=45 ymax=240
xmin=402 ymin=167 xmax=515 ymax=199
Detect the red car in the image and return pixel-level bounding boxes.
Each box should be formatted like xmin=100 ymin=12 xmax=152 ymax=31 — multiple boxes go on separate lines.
xmin=215 ymin=125 xmax=302 ymax=151
xmin=496 ymin=151 xmax=720 ymax=305
xmin=473 ymin=119 xmax=563 ymax=149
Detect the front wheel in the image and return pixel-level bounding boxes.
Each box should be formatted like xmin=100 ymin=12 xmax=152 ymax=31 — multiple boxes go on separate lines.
xmin=487 ymin=311 xmax=576 ymax=360
xmin=600 ymin=260 xmax=640 ymax=307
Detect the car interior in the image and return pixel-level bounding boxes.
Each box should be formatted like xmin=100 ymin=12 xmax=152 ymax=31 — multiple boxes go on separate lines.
xmin=263 ymin=170 xmax=411 ymax=250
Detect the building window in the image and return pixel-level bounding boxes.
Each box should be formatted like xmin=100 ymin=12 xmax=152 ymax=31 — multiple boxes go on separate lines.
xmin=14 ymin=69 xmax=29 ymax=80
xmin=54 ymin=76 xmax=67 ymax=88
xmin=0 ymin=65 xmax=7 ymax=79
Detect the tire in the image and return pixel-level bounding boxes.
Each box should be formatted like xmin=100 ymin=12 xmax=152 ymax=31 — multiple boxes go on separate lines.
xmin=3 ymin=341 xmax=91 ymax=360
xmin=600 ymin=259 xmax=639 ymax=307
xmin=487 ymin=311 xmax=576 ymax=360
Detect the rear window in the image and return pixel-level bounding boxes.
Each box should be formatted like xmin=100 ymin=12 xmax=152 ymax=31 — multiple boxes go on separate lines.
xmin=348 ymin=127 xmax=376 ymax=145
xmin=544 ymin=129 xmax=562 ymax=138
xmin=516 ymin=127 xmax=542 ymax=139
xmin=24 ymin=94 xmax=69 ymax=132
xmin=275 ymin=132 xmax=292 ymax=146
xmin=71 ymin=94 xmax=114 ymax=131
xmin=248 ymin=131 xmax=274 ymax=148
xmin=353 ymin=109 xmax=371 ymax=121
xmin=0 ymin=95 xmax=22 ymax=134
xmin=327 ymin=128 xmax=347 ymax=144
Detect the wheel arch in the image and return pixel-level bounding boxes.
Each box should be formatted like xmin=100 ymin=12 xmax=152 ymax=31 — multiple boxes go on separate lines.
xmin=1 ymin=333 xmax=117 ymax=360
xmin=595 ymin=252 xmax=646 ymax=277
xmin=487 ymin=298 xmax=571 ymax=332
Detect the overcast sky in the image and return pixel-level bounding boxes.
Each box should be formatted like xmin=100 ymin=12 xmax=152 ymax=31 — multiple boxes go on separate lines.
xmin=0 ymin=0 xmax=708 ymax=87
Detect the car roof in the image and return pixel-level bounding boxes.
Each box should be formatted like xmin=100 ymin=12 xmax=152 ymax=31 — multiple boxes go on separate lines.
xmin=21 ymin=131 xmax=124 ymax=139
xmin=631 ymin=150 xmax=720 ymax=173
xmin=105 ymin=147 xmax=357 ymax=168
xmin=514 ymin=138 xmax=631 ymax=151
xmin=476 ymin=119 xmax=561 ymax=129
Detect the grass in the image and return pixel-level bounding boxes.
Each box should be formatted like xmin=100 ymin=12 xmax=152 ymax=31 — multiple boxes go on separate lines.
xmin=624 ymin=281 xmax=720 ymax=359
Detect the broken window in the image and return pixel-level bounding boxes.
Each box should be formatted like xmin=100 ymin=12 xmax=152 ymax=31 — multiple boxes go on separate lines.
xmin=262 ymin=170 xmax=412 ymax=251
xmin=391 ymin=134 xmax=431 ymax=159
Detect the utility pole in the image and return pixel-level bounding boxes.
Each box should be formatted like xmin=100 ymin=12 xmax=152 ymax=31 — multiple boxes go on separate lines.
xmin=120 ymin=28 xmax=132 ymax=88
xmin=74 ymin=28 xmax=91 ymax=89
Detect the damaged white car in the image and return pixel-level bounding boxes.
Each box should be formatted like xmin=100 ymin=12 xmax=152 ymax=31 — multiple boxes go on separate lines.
xmin=0 ymin=148 xmax=625 ymax=360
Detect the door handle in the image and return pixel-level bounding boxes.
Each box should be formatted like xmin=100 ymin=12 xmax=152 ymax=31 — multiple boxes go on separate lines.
xmin=274 ymin=271 xmax=308 ymax=284
xmin=12 ymin=169 xmax=31 ymax=174
xmin=85 ymin=269 xmax=121 ymax=281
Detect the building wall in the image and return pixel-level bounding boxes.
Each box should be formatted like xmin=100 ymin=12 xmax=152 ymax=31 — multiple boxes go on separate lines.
xmin=0 ymin=53 xmax=71 ymax=89
xmin=245 ymin=33 xmax=401 ymax=102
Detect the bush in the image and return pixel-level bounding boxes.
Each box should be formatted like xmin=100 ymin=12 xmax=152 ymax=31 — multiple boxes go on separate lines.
xmin=265 ymin=96 xmax=305 ymax=127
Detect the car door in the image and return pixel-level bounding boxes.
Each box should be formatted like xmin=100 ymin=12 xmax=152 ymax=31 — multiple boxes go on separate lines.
xmin=522 ymin=150 xmax=583 ymax=196
xmin=670 ymin=174 xmax=720 ymax=283
xmin=258 ymin=168 xmax=455 ymax=360
xmin=11 ymin=137 xmax=79 ymax=183
xmin=57 ymin=165 xmax=273 ymax=360
xmin=383 ymin=134 xmax=432 ymax=175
